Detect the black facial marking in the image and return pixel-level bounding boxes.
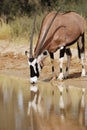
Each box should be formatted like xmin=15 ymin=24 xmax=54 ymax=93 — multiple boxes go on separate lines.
xmin=29 ymin=58 xmax=34 ymax=62
xmin=35 ymin=63 xmax=39 ymax=77
xmin=43 ymin=51 xmax=48 ymax=55
xmin=30 ymin=63 xmax=39 ymax=78
xmin=29 ymin=58 xmax=39 ymax=77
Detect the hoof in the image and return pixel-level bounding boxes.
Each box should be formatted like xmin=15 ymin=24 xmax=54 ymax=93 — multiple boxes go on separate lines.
xmin=58 ymin=73 xmax=64 ymax=80
xmin=51 ymin=76 xmax=56 ymax=80
xmin=64 ymin=75 xmax=69 ymax=79
xmin=64 ymin=72 xmax=69 ymax=79
xmin=81 ymin=69 xmax=86 ymax=77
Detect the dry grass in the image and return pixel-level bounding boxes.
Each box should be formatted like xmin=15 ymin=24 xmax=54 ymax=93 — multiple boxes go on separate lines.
xmin=0 ymin=16 xmax=87 ymax=49
xmin=0 ymin=23 xmax=11 ymax=40
xmin=0 ymin=15 xmax=43 ymax=44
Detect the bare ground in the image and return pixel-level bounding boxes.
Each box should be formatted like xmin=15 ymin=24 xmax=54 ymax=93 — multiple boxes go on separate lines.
xmin=0 ymin=40 xmax=87 ymax=82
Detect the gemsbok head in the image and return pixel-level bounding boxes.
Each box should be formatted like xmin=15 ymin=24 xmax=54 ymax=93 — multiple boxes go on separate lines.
xmin=25 ymin=10 xmax=86 ymax=84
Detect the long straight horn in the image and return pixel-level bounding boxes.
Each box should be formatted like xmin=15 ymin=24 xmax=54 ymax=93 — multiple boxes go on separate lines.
xmin=36 ymin=6 xmax=62 ymax=57
xmin=30 ymin=13 xmax=37 ymax=58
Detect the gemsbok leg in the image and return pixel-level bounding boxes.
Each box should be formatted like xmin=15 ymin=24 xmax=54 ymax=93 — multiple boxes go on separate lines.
xmin=49 ymin=52 xmax=55 ymax=78
xmin=58 ymin=46 xmax=65 ymax=80
xmin=77 ymin=33 xmax=86 ymax=77
xmin=64 ymin=48 xmax=72 ymax=78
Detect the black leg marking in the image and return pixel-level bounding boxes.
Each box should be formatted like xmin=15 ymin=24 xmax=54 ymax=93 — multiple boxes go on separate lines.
xmin=66 ymin=67 xmax=68 ymax=72
xmin=52 ymin=66 xmax=54 ymax=72
xmin=65 ymin=48 xmax=72 ymax=57
xmin=60 ymin=68 xmax=62 ymax=73
xmin=77 ymin=33 xmax=86 ymax=76
xmin=49 ymin=52 xmax=54 ymax=73
xmin=77 ymin=33 xmax=85 ymax=59
xmin=59 ymin=47 xmax=65 ymax=58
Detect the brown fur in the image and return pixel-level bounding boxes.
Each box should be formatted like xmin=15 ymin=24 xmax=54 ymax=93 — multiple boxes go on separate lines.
xmin=34 ymin=11 xmax=85 ymax=56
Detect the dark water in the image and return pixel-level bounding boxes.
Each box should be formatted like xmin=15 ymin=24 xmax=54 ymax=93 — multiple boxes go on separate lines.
xmin=0 ymin=75 xmax=87 ymax=130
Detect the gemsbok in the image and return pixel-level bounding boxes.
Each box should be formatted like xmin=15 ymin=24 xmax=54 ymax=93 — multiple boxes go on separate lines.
xmin=25 ymin=11 xmax=86 ymax=83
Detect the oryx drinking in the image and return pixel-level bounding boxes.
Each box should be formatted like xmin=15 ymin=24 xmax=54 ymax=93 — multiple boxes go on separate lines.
xmin=25 ymin=11 xmax=86 ymax=83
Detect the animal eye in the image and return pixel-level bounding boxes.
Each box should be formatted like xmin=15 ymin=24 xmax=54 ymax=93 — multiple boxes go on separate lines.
xmin=43 ymin=50 xmax=48 ymax=56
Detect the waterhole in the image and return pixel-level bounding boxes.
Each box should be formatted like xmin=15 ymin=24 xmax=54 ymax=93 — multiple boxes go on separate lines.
xmin=0 ymin=75 xmax=87 ymax=130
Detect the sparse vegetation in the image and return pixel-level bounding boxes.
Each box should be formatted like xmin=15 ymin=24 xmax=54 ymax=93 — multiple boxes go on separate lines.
xmin=0 ymin=0 xmax=87 ymax=45
xmin=0 ymin=22 xmax=11 ymax=40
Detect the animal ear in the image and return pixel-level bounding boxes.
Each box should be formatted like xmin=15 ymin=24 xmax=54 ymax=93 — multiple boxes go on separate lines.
xmin=25 ymin=50 xmax=29 ymax=58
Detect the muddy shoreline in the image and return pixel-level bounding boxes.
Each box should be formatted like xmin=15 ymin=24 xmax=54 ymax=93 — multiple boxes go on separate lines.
xmin=0 ymin=41 xmax=87 ymax=83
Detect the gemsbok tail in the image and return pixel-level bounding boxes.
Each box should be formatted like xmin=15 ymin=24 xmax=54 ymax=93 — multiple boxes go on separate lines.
xmin=77 ymin=33 xmax=85 ymax=59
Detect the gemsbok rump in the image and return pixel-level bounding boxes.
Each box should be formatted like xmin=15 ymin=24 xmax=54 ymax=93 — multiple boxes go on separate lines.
xmin=25 ymin=11 xmax=86 ymax=83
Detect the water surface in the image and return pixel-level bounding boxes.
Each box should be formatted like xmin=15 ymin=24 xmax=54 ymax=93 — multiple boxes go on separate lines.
xmin=0 ymin=75 xmax=87 ymax=130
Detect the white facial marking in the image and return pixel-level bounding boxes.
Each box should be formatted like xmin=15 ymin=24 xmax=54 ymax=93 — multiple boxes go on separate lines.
xmin=38 ymin=63 xmax=41 ymax=72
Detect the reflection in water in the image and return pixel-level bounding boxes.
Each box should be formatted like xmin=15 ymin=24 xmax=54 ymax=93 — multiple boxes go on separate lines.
xmin=79 ymin=88 xmax=85 ymax=126
xmin=57 ymin=83 xmax=72 ymax=122
xmin=58 ymin=83 xmax=65 ymax=121
xmin=85 ymin=104 xmax=87 ymax=128
xmin=0 ymin=76 xmax=87 ymax=130
xmin=27 ymin=85 xmax=44 ymax=117
xmin=27 ymin=82 xmax=87 ymax=130
xmin=0 ymin=77 xmax=29 ymax=130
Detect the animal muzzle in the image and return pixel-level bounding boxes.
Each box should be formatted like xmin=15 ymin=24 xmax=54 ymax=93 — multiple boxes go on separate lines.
xmin=29 ymin=63 xmax=39 ymax=84
xmin=30 ymin=76 xmax=38 ymax=84
xmin=28 ymin=58 xmax=43 ymax=84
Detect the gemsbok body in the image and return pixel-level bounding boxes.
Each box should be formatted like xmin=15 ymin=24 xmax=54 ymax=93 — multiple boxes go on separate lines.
xmin=25 ymin=11 xmax=86 ymax=83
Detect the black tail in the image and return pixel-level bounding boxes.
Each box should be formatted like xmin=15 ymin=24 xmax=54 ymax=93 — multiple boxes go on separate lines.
xmin=77 ymin=33 xmax=85 ymax=59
